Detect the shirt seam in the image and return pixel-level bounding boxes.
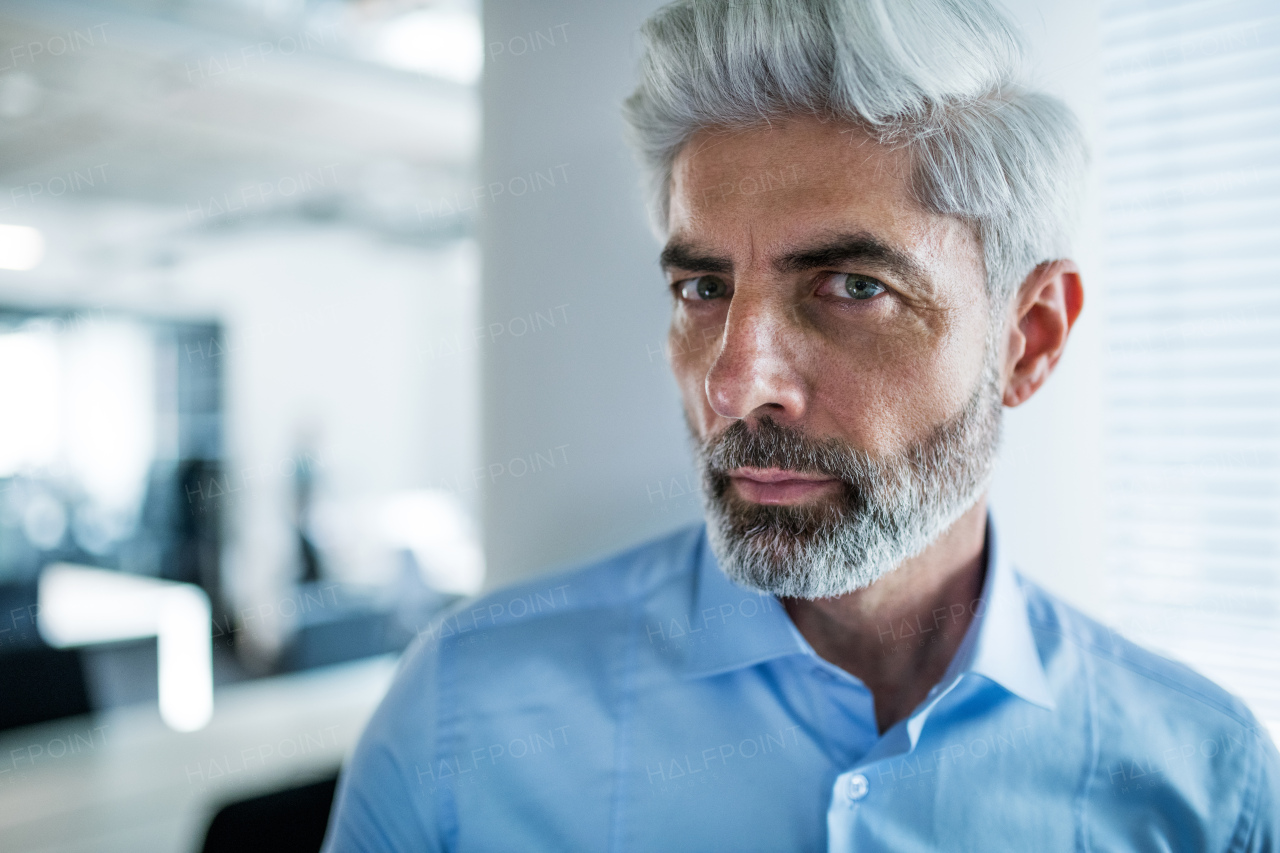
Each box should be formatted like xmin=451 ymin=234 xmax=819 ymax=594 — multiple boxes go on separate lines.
xmin=1225 ymin=727 xmax=1264 ymax=853
xmin=436 ymin=639 xmax=461 ymax=852
xmin=1071 ymin=638 xmax=1098 ymax=853
xmin=607 ymin=607 xmax=644 ymax=853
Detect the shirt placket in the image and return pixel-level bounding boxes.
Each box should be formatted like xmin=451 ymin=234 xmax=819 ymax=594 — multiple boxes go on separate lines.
xmin=823 ymin=672 xmax=970 ymax=852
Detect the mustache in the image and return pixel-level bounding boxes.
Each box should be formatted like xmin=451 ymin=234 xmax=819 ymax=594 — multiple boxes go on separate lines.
xmin=697 ymin=416 xmax=876 ymax=483
xmin=694 ymin=416 xmax=870 ymax=529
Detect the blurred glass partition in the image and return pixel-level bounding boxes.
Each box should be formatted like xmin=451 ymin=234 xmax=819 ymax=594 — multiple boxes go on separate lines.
xmin=0 ymin=308 xmax=224 ymax=736
xmin=0 ymin=308 xmax=223 ymax=595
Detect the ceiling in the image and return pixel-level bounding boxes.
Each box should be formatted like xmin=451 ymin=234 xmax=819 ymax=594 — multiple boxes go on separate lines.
xmin=0 ymin=0 xmax=480 ymax=245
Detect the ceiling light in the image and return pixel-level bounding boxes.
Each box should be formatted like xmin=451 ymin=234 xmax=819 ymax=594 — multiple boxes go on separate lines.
xmin=0 ymin=224 xmax=45 ymax=271
xmin=374 ymin=9 xmax=482 ymax=84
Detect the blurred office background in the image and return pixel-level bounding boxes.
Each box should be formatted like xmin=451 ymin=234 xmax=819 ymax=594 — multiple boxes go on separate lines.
xmin=0 ymin=0 xmax=1276 ymax=851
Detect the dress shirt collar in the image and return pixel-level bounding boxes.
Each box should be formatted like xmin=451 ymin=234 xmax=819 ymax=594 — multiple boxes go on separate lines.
xmin=947 ymin=508 xmax=1056 ymax=711
xmin=677 ymin=527 xmax=808 ymax=679
xmin=679 ymin=509 xmax=1055 ymax=714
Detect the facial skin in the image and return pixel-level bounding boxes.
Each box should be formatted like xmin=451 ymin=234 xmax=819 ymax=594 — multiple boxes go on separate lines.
xmin=663 ymin=115 xmax=1083 ymax=732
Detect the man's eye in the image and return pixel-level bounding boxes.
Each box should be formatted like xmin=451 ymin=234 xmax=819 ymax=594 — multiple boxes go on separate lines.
xmin=820 ymin=273 xmax=886 ymax=301
xmin=677 ymin=276 xmax=730 ymax=301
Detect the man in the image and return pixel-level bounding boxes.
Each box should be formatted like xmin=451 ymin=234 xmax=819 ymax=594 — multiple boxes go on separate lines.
xmin=325 ymin=0 xmax=1279 ymax=849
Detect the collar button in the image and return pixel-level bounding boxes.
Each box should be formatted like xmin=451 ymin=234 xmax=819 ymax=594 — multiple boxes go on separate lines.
xmin=845 ymin=773 xmax=869 ymax=802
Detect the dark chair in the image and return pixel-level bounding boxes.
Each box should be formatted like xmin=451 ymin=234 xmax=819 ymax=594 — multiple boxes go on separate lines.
xmin=0 ymin=582 xmax=92 ymax=732
xmin=200 ymin=774 xmax=339 ymax=853
xmin=0 ymin=644 xmax=92 ymax=731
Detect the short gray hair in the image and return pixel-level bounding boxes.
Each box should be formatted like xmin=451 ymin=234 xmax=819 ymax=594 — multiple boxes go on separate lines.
xmin=622 ymin=0 xmax=1088 ymax=304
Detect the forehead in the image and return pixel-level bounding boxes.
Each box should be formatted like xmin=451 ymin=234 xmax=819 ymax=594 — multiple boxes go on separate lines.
xmin=667 ymin=118 xmax=983 ymax=284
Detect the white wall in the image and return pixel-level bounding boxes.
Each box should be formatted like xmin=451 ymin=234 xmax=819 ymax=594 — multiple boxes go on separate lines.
xmin=479 ymin=0 xmax=1108 ymax=617
xmin=478 ymin=0 xmax=689 ymax=590
xmin=987 ymin=0 xmax=1106 ymax=615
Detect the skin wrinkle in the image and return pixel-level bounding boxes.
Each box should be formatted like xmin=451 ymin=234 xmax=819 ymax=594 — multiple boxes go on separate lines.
xmin=664 ymin=114 xmax=1082 ymax=733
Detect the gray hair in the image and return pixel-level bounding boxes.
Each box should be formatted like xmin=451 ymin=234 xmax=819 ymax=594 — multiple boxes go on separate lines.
xmin=622 ymin=0 xmax=1088 ymax=305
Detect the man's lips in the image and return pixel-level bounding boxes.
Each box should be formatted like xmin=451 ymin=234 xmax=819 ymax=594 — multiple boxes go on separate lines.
xmin=726 ymin=467 xmax=841 ymax=505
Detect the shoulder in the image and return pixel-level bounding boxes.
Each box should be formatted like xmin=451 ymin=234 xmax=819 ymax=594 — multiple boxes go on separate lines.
xmin=1018 ymin=575 xmax=1260 ymax=731
xmin=423 ymin=522 xmax=703 ymax=640
xmin=389 ymin=522 xmax=704 ymax=702
xmin=325 ymin=524 xmax=706 ymax=851
xmin=1018 ymin=575 xmax=1279 ymax=845
xmin=406 ymin=522 xmax=704 ymax=657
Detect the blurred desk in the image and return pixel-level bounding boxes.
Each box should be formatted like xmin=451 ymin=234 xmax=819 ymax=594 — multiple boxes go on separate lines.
xmin=0 ymin=655 xmax=397 ymax=853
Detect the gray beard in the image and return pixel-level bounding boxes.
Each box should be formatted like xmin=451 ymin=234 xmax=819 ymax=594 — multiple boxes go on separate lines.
xmin=694 ymin=363 xmax=1004 ymax=600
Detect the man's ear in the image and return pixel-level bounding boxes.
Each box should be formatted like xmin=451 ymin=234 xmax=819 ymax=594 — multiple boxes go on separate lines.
xmin=1002 ymin=260 xmax=1084 ymax=408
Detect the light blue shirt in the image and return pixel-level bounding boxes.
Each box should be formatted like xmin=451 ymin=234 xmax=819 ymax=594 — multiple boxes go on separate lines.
xmin=324 ymin=515 xmax=1280 ymax=851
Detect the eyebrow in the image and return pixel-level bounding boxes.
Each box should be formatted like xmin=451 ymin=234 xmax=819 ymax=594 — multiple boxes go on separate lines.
xmin=659 ymin=231 xmax=930 ymax=290
xmin=659 ymin=242 xmax=732 ymax=275
xmin=773 ymin=233 xmax=927 ymax=284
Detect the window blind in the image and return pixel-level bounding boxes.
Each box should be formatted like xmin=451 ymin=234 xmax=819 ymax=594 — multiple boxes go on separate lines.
xmin=1100 ymin=0 xmax=1280 ymax=727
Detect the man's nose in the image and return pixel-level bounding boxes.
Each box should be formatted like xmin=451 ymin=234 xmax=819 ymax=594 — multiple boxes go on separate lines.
xmin=704 ymin=296 xmax=807 ymax=421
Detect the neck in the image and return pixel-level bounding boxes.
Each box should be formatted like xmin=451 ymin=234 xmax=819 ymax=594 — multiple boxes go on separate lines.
xmin=782 ymin=498 xmax=989 ymax=735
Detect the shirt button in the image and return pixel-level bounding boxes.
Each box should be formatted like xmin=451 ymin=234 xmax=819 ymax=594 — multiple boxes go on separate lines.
xmin=845 ymin=774 xmax=869 ymax=802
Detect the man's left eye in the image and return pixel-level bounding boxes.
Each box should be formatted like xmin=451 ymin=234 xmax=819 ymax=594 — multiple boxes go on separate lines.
xmin=818 ymin=273 xmax=886 ymax=301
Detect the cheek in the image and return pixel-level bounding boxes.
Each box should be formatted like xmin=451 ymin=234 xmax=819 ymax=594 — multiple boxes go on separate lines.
xmin=808 ymin=305 xmax=979 ymax=448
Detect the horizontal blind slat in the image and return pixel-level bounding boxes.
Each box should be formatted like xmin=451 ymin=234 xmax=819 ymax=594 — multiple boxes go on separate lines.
xmin=1101 ymin=0 xmax=1280 ymax=725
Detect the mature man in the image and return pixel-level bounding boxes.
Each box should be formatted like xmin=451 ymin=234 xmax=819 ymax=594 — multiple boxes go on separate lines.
xmin=325 ymin=0 xmax=1279 ymax=849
